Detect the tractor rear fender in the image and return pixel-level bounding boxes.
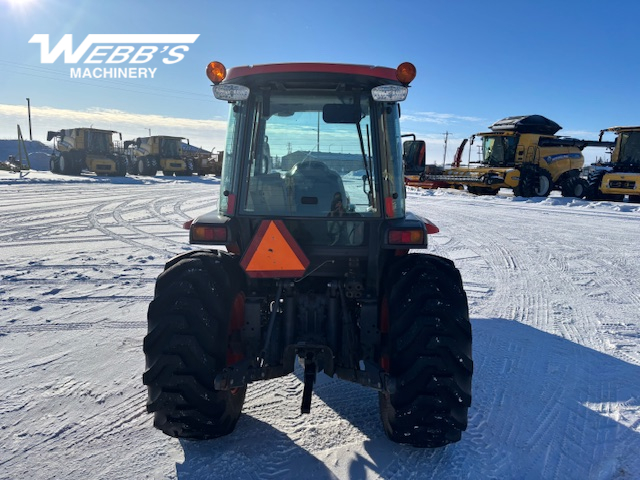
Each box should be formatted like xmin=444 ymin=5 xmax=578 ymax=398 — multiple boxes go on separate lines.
xmin=423 ymin=217 xmax=439 ymax=234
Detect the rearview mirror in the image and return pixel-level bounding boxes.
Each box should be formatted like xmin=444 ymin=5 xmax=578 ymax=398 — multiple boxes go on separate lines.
xmin=323 ymin=104 xmax=362 ymax=124
xmin=403 ymin=140 xmax=426 ymax=175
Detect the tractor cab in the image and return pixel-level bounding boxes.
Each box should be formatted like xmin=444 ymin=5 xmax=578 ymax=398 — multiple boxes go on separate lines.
xmin=479 ymin=133 xmax=519 ymax=167
xmin=213 ymin=64 xmax=408 ymax=218
xmin=193 ymin=62 xmax=429 ymax=262
xmin=606 ymin=127 xmax=640 ymax=172
xmin=587 ymin=127 xmax=640 ymax=201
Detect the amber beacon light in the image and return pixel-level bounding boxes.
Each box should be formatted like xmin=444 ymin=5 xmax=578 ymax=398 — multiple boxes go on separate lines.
xmin=396 ymin=62 xmax=416 ymax=85
xmin=206 ymin=61 xmax=227 ymax=84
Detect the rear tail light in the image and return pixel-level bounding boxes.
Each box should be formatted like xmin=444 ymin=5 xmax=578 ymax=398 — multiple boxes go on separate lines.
xmin=191 ymin=225 xmax=227 ymax=243
xmin=388 ymin=229 xmax=424 ymax=245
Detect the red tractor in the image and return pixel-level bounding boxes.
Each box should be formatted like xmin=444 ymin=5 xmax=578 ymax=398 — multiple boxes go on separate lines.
xmin=143 ymin=61 xmax=473 ymax=447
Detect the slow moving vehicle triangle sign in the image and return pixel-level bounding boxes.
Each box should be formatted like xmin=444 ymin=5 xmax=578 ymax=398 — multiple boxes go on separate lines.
xmin=240 ymin=220 xmax=310 ymax=278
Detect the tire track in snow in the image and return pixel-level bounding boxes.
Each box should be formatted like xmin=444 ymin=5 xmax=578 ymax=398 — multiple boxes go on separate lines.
xmin=420 ymin=197 xmax=625 ymax=348
xmin=0 ymin=319 xmax=146 ymax=335
xmin=0 ymin=384 xmax=148 ymax=473
xmin=407 ymin=192 xmax=640 ymax=476
xmin=1 ymin=181 xmax=637 ymax=479
xmin=0 ymin=182 xmax=213 ymax=256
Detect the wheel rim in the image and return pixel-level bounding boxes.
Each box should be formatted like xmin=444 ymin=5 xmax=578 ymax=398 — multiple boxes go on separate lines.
xmin=138 ymin=159 xmax=145 ymax=174
xmin=537 ymin=176 xmax=551 ymax=196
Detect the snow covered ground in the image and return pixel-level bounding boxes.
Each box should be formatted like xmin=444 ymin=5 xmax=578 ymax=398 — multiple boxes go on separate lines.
xmin=0 ymin=170 xmax=638 ymax=480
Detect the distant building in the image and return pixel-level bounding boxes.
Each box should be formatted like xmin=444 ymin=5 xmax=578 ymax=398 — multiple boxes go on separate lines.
xmin=281 ymin=150 xmax=363 ymax=173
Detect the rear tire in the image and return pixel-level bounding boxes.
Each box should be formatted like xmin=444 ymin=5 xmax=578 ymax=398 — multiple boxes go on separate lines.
xmin=59 ymin=153 xmax=72 ymax=175
xmin=50 ymin=156 xmax=60 ymax=173
xmin=138 ymin=158 xmax=148 ymax=176
xmin=127 ymin=159 xmax=138 ymax=175
xmin=560 ymin=176 xmax=589 ymax=198
xmin=560 ymin=176 xmax=588 ymax=198
xmin=468 ymin=186 xmax=498 ymax=196
xmin=514 ymin=165 xmax=552 ymax=197
xmin=585 ymin=170 xmax=605 ymax=200
xmin=184 ymin=159 xmax=194 ymax=176
xmin=379 ymin=253 xmax=472 ymax=447
xmin=143 ymin=250 xmax=247 ymax=439
xmin=115 ymin=158 xmax=127 ymax=177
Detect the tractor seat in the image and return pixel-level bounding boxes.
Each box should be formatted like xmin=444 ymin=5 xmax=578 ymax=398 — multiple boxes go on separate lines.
xmin=288 ymin=161 xmax=346 ymax=216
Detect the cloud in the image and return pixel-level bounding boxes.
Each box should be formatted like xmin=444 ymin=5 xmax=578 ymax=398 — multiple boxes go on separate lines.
xmin=401 ymin=111 xmax=485 ymax=125
xmin=0 ymin=103 xmax=226 ymax=150
xmin=561 ymin=129 xmax=601 ymax=138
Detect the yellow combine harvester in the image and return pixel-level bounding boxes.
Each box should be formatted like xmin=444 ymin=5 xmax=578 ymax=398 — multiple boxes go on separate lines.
xmin=421 ymin=115 xmax=613 ymax=197
xmin=124 ymin=135 xmax=194 ymax=176
xmin=48 ymin=128 xmax=126 ymax=176
xmin=586 ymin=126 xmax=640 ymax=202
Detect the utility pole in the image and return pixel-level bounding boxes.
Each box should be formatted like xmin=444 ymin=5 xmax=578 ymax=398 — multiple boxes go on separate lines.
xmin=442 ymin=131 xmax=449 ymax=167
xmin=26 ymin=98 xmax=33 ymax=141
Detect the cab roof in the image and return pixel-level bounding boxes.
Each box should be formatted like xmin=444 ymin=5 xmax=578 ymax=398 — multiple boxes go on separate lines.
xmin=600 ymin=126 xmax=640 ymax=134
xmin=137 ymin=135 xmax=184 ymax=140
xmin=227 ymin=63 xmax=398 ymax=81
xmin=488 ymin=115 xmax=562 ymax=135
xmin=224 ymin=63 xmax=401 ymax=89
xmin=63 ymin=128 xmax=120 ymax=134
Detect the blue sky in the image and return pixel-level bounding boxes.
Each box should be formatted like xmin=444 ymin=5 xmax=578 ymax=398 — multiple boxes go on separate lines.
xmin=1 ymin=0 xmax=638 ymax=163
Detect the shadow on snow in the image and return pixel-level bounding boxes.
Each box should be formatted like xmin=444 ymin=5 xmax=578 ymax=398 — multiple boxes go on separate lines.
xmin=176 ymin=318 xmax=639 ymax=479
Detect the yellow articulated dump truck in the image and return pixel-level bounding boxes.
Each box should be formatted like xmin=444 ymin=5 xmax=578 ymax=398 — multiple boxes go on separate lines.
xmin=586 ymin=126 xmax=640 ymax=203
xmin=421 ymin=115 xmax=613 ymax=197
xmin=48 ymin=128 xmax=126 ymax=176
xmin=194 ymin=150 xmax=223 ymax=176
xmin=124 ymin=136 xmax=194 ymax=176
